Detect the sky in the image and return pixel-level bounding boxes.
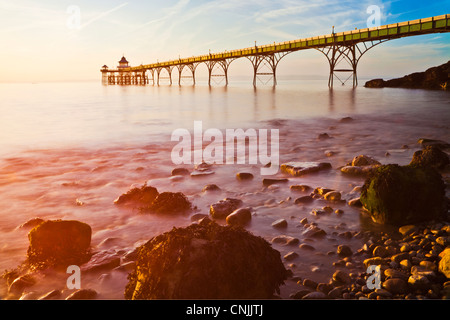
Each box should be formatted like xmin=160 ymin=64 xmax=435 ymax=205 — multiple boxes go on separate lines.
xmin=0 ymin=0 xmax=449 ymax=82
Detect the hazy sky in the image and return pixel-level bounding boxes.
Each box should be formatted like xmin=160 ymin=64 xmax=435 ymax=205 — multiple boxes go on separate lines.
xmin=0 ymin=0 xmax=449 ymax=82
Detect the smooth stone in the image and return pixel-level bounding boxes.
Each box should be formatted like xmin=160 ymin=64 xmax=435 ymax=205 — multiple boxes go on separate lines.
xmin=289 ymin=185 xmax=312 ymax=192
xmin=171 ymin=167 xmax=190 ymax=176
xmin=226 ymin=208 xmax=252 ymax=226
xmin=313 ymin=187 xmax=334 ymax=195
xmin=65 ymin=288 xmax=98 ymax=300
xmin=190 ymin=213 xmax=209 ymax=221
xmin=323 ymin=191 xmax=341 ymax=201
xmin=210 ymin=198 xmax=243 ymax=219
xmin=294 ymin=196 xmax=314 ymax=204
xmin=332 ymin=270 xmax=351 ymax=284
xmin=281 ymin=162 xmax=331 ymax=177
xmin=383 ymin=278 xmax=409 ymax=294
xmin=81 ymin=250 xmax=121 ymax=273
xmin=202 ymin=184 xmax=221 ymax=192
xmin=271 ymin=235 xmax=299 ymax=246
xmin=302 ymin=278 xmax=318 ymax=289
xmin=236 ymin=172 xmax=254 ymax=180
xmin=8 ymin=275 xmax=35 ymax=296
xmin=302 ymin=291 xmax=327 ymax=299
xmin=384 ymin=269 xmax=409 ymax=280
xmin=38 ymin=289 xmax=62 ymax=300
xmin=439 ymin=248 xmax=450 ymax=279
xmin=408 ymin=274 xmax=430 ymax=289
xmin=283 ymin=252 xmax=299 ymax=261
xmin=272 ymin=219 xmax=288 ymax=229
xmin=347 ymin=197 xmax=362 ymax=207
xmin=375 ymin=288 xmax=392 ymax=298
xmin=399 ymin=225 xmax=418 ymax=236
xmin=337 ymin=245 xmax=353 ymax=257
xmin=299 ymin=243 xmax=315 ymax=251
xmin=262 ymin=178 xmax=289 ymax=186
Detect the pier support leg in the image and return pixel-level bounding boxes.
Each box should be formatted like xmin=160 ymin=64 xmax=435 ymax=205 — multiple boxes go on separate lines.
xmin=206 ymin=59 xmax=235 ymax=86
xmin=247 ymin=52 xmax=290 ymax=87
xmin=317 ymin=40 xmax=387 ymax=88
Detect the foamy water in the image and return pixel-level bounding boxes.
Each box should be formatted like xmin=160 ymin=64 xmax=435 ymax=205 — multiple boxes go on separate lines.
xmin=0 ymin=80 xmax=449 ymax=299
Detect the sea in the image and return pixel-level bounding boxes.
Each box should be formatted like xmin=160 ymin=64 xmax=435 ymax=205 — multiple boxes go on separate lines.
xmin=0 ymin=79 xmax=449 ymax=299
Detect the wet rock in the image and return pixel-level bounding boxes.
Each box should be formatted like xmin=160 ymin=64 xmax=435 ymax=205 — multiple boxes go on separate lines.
xmin=114 ymin=184 xmax=159 ymax=206
xmin=27 ymin=220 xmax=92 ymax=270
xmin=302 ymin=291 xmax=327 ymax=299
xmin=202 ymin=184 xmax=221 ymax=192
xmin=294 ymin=196 xmax=314 ymax=204
xmin=349 ymin=155 xmax=381 ymax=167
xmin=81 ymin=250 xmax=121 ymax=273
xmin=65 ymin=288 xmax=98 ymax=300
xmin=364 ymin=257 xmax=387 ymax=268
xmin=18 ymin=218 xmax=45 ymax=229
xmin=171 ymin=167 xmax=190 ymax=176
xmin=399 ymin=225 xmax=418 ymax=236
xmin=347 ymin=197 xmax=362 ymax=207
xmin=290 ymin=185 xmax=312 ymax=192
xmin=38 ymin=289 xmax=61 ymax=300
xmin=323 ymin=191 xmax=341 ymax=202
xmin=262 ymin=178 xmax=289 ymax=186
xmin=8 ymin=274 xmax=35 ymax=296
xmin=271 ymin=235 xmax=299 ymax=246
xmin=340 ymin=165 xmax=379 ymax=176
xmin=373 ymin=246 xmax=389 ymax=258
xmin=124 ymin=218 xmax=288 ymax=299
xmin=190 ymin=170 xmax=214 ymax=177
xmin=236 ymin=172 xmax=254 ymax=180
xmin=337 ymin=245 xmax=353 ymax=257
xmin=436 ymin=236 xmax=450 ymax=247
xmin=271 ymin=219 xmax=288 ymax=229
xmin=210 ymin=198 xmax=243 ymax=219
xmin=417 ymin=138 xmax=450 ymax=150
xmin=281 ymin=162 xmax=331 ymax=177
xmin=339 ymin=116 xmax=354 ymax=123
xmin=383 ymin=278 xmax=408 ymax=294
xmin=439 ymin=248 xmax=450 ymax=279
xmin=408 ymin=274 xmax=430 ymax=289
xmin=332 ymin=270 xmax=351 ymax=284
xmin=318 ymin=133 xmax=331 ymax=140
xmin=299 ymin=243 xmax=315 ymax=251
xmin=284 ymin=252 xmax=299 ymax=261
xmin=141 ymin=192 xmax=192 ymax=214
xmin=302 ymin=278 xmax=318 ymax=289
xmin=360 ymin=164 xmax=446 ymax=225
xmin=226 ymin=208 xmax=252 ymax=226
xmin=190 ymin=213 xmax=208 ymax=222
xmin=328 ymin=287 xmax=342 ymax=298
xmin=302 ymin=225 xmax=326 ymax=238
xmin=410 ymin=145 xmax=449 ymax=170
xmin=290 ymin=289 xmax=312 ymax=299
xmin=384 ymin=269 xmax=409 ymax=280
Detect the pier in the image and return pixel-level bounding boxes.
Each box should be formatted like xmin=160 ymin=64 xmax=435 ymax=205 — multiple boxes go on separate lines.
xmin=101 ymin=14 xmax=450 ymax=88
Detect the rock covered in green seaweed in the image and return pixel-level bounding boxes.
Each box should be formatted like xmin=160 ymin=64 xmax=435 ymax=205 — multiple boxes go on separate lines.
xmin=124 ymin=218 xmax=288 ymax=299
xmin=360 ymin=164 xmax=445 ymax=225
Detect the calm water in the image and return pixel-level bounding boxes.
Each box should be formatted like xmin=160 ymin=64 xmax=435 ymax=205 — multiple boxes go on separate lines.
xmin=0 ymin=80 xmax=449 ymax=299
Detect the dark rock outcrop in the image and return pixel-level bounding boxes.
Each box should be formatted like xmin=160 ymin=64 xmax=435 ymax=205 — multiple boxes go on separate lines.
xmin=360 ymin=164 xmax=446 ymax=225
xmin=364 ymin=60 xmax=450 ymax=90
xmin=27 ymin=220 xmax=92 ymax=270
xmin=124 ymin=218 xmax=288 ymax=299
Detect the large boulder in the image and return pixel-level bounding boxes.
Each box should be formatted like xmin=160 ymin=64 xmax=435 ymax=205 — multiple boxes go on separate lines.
xmin=27 ymin=220 xmax=92 ymax=270
xmin=124 ymin=218 xmax=288 ymax=299
xmin=360 ymin=164 xmax=445 ymax=225
xmin=409 ymin=145 xmax=449 ymax=170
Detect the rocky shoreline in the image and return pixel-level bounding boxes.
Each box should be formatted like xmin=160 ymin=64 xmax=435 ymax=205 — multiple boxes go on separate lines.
xmin=364 ymin=60 xmax=450 ymax=90
xmin=1 ymin=128 xmax=449 ymax=300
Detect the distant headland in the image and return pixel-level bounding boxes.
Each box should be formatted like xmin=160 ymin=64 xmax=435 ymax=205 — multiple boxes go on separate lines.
xmin=365 ymin=60 xmax=450 ymax=90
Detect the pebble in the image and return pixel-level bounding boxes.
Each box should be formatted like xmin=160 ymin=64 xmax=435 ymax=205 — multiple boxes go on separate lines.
xmin=382 ymin=278 xmax=408 ymax=294
xmin=332 ymin=270 xmax=351 ymax=284
xmin=302 ymin=291 xmax=327 ymax=299
xmin=294 ymin=196 xmax=314 ymax=204
xmin=236 ymin=172 xmax=254 ymax=180
xmin=337 ymin=245 xmax=353 ymax=257
xmin=290 ymin=185 xmax=311 ymax=192
xmin=284 ymin=252 xmax=299 ymax=261
xmin=299 ymin=243 xmax=315 ymax=251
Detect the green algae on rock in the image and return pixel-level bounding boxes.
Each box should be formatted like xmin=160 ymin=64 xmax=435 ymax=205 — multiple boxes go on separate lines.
xmin=124 ymin=218 xmax=288 ymax=299
xmin=360 ymin=164 xmax=445 ymax=225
